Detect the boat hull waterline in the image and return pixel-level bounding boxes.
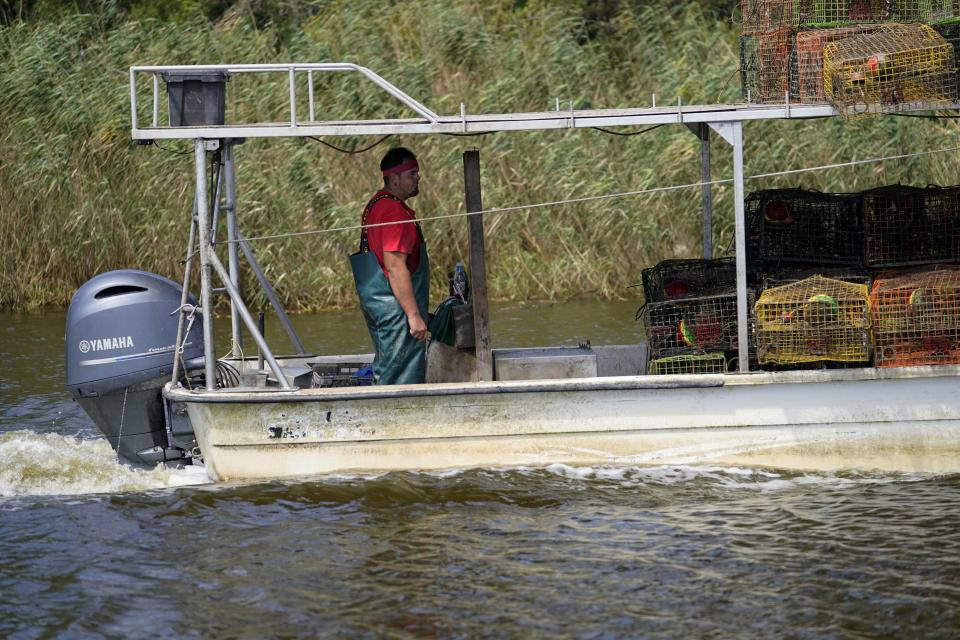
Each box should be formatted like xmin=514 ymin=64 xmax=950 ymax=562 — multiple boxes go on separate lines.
xmin=165 ymin=365 xmax=960 ymax=480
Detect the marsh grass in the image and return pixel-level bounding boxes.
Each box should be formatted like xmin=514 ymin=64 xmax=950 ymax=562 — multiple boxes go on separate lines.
xmin=2 ymin=1 xmax=959 ymax=311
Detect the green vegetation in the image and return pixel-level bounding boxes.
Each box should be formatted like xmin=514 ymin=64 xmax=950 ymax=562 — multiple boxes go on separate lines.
xmin=2 ymin=0 xmax=959 ymax=311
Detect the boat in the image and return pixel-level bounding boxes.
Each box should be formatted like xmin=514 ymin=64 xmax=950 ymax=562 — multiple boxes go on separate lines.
xmin=65 ymin=62 xmax=960 ymax=481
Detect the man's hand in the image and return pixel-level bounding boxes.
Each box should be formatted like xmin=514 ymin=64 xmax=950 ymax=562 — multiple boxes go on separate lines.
xmin=383 ymin=250 xmax=428 ymax=342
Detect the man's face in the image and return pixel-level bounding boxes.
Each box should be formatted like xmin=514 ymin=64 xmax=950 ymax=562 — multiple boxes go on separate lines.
xmin=393 ymin=166 xmax=420 ymax=200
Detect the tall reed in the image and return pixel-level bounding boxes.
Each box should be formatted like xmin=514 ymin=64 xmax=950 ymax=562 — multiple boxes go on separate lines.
xmin=1 ymin=1 xmax=958 ymax=312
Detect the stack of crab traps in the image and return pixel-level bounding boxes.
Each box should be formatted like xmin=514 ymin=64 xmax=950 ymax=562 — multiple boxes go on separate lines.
xmin=739 ymin=0 xmax=960 ymax=117
xmin=639 ymin=258 xmax=746 ymax=375
xmin=640 ymin=180 xmax=960 ymax=374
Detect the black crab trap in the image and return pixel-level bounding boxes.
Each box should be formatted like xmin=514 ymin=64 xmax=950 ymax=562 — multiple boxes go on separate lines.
xmin=746 ymin=189 xmax=864 ymax=267
xmin=862 ymin=184 xmax=960 ymax=267
xmin=308 ymin=361 xmax=374 ymax=387
xmin=823 ymin=23 xmax=957 ymax=120
xmin=641 ymin=290 xmax=746 ymax=356
xmin=870 ymin=266 xmax=960 ymax=366
xmin=758 ymin=263 xmax=872 ymax=290
xmin=640 ymin=257 xmax=737 ymax=304
xmin=754 ymin=275 xmax=873 ymax=364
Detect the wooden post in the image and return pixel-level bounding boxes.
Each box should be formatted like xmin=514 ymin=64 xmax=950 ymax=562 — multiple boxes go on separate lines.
xmin=463 ymin=150 xmax=493 ymax=381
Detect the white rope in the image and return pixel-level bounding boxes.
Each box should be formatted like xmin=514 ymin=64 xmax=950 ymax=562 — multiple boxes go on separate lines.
xmin=220 ymin=144 xmax=960 ymax=245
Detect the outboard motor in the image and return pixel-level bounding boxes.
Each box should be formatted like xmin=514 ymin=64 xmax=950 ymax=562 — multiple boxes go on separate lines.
xmin=66 ymin=270 xmax=204 ymax=467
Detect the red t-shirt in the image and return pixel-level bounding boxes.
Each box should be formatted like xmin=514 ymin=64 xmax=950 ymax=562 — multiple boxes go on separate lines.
xmin=364 ymin=190 xmax=421 ymax=277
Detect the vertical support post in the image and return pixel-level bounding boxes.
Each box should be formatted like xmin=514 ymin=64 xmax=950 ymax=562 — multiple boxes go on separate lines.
xmin=698 ymin=123 xmax=713 ymax=259
xmin=195 ymin=139 xmax=218 ymax=390
xmin=223 ymin=141 xmax=243 ymax=357
xmin=731 ymin=122 xmax=750 ymax=373
xmin=463 ymin=150 xmax=493 ymax=382
xmin=686 ymin=123 xmax=713 ymax=259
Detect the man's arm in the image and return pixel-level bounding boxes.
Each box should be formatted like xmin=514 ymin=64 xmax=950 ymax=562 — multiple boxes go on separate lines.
xmin=383 ymin=250 xmax=428 ymax=341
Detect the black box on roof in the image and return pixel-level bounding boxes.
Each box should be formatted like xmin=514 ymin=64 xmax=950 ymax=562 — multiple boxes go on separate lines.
xmin=162 ymin=70 xmax=230 ymax=127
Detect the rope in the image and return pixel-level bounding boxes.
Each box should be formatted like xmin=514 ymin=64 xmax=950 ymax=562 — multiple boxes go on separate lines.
xmin=214 ymin=143 xmax=960 ymax=246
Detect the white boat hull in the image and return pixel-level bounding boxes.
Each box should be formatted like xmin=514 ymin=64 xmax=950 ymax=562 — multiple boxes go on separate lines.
xmin=166 ymin=364 xmax=960 ymax=481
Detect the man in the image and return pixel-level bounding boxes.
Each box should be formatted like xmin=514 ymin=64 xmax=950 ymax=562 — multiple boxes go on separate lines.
xmin=349 ymin=147 xmax=430 ymax=385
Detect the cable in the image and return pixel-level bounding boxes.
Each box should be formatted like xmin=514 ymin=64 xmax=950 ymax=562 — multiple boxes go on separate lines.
xmin=215 ymin=143 xmax=960 ymax=245
xmin=307 ymin=135 xmax=392 ymax=154
xmin=591 ymin=123 xmax=667 ymax=136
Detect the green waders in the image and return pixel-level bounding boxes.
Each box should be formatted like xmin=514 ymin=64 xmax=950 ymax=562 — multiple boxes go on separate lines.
xmin=350 ymin=197 xmax=430 ymax=385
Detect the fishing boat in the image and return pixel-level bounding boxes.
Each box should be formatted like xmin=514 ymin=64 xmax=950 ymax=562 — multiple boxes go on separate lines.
xmin=65 ymin=63 xmax=960 ymax=481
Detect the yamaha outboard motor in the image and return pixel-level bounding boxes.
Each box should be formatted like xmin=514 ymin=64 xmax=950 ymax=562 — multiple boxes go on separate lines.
xmin=66 ymin=270 xmax=204 ymax=467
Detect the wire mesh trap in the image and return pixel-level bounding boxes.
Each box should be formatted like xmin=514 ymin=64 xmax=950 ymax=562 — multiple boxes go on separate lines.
xmin=758 ymin=263 xmax=872 ymax=290
xmin=741 ymin=29 xmax=797 ymax=102
xmin=823 ymin=23 xmax=957 ymax=120
xmin=641 ymin=257 xmax=737 ymax=305
xmin=648 ymin=348 xmax=730 ymax=375
xmin=862 ymin=184 xmax=960 ymax=267
xmin=793 ymin=25 xmax=880 ymax=103
xmin=309 ymin=362 xmax=374 ymax=387
xmin=870 ymin=266 xmax=960 ymax=366
xmin=746 ymin=189 xmax=864 ymax=267
xmin=642 ymin=291 xmax=745 ymax=355
xmin=754 ymin=275 xmax=873 ymax=363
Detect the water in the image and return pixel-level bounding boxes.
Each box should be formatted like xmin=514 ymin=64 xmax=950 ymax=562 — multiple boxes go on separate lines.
xmin=2 ymin=304 xmax=959 ymax=639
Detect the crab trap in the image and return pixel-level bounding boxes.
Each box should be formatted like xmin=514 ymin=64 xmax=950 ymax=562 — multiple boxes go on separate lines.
xmin=308 ymin=361 xmax=374 ymax=387
xmin=745 ymin=189 xmax=864 ymax=267
xmin=870 ymin=266 xmax=960 ymax=366
xmin=641 ymin=257 xmax=737 ymax=304
xmin=862 ymin=184 xmax=960 ymax=267
xmin=648 ymin=348 xmax=730 ymax=375
xmin=742 ymin=0 xmax=799 ymax=35
xmin=793 ymin=0 xmax=957 ymax=25
xmin=754 ymin=275 xmax=872 ymax=364
xmin=758 ymin=263 xmax=872 ymax=290
xmin=741 ymin=29 xmax=796 ymax=102
xmin=823 ymin=23 xmax=957 ymax=120
xmin=793 ymin=25 xmax=880 ymax=103
xmin=642 ymin=291 xmax=745 ymax=355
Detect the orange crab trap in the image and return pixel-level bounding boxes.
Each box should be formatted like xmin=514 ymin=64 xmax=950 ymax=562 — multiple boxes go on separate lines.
xmin=754 ymin=275 xmax=872 ymax=364
xmin=823 ymin=23 xmax=957 ymax=120
xmin=741 ymin=28 xmax=796 ymax=102
xmin=793 ymin=25 xmax=879 ymax=103
xmin=870 ymin=266 xmax=960 ymax=366
xmin=862 ymin=184 xmax=960 ymax=267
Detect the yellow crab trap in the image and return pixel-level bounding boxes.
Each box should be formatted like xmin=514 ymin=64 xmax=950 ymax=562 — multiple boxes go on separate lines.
xmin=793 ymin=25 xmax=880 ymax=102
xmin=754 ymin=275 xmax=873 ymax=364
xmin=642 ymin=291 xmax=746 ymax=356
xmin=862 ymin=184 xmax=960 ymax=267
xmin=793 ymin=0 xmax=958 ymax=26
xmin=823 ymin=23 xmax=957 ymax=120
xmin=870 ymin=266 xmax=960 ymax=366
xmin=745 ymin=189 xmax=864 ymax=268
xmin=640 ymin=258 xmax=737 ymax=304
xmin=741 ymin=29 xmax=796 ymax=102
xmin=648 ymin=348 xmax=730 ymax=375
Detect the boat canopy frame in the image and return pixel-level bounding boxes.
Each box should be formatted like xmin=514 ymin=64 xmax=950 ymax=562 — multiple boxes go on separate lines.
xmin=129 ymin=63 xmax=873 ymax=388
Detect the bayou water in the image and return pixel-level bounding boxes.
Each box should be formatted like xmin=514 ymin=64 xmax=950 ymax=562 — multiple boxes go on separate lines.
xmin=2 ymin=301 xmax=959 ymax=639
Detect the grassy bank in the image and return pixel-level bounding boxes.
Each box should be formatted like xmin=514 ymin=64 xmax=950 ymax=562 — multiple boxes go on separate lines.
xmin=2 ymin=0 xmax=959 ymax=311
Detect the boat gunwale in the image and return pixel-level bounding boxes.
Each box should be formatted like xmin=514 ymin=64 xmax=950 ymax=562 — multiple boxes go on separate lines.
xmin=163 ymin=363 xmax=960 ymax=404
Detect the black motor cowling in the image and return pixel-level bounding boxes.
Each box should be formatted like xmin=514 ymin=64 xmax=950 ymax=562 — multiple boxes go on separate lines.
xmin=66 ymin=270 xmax=204 ymax=467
